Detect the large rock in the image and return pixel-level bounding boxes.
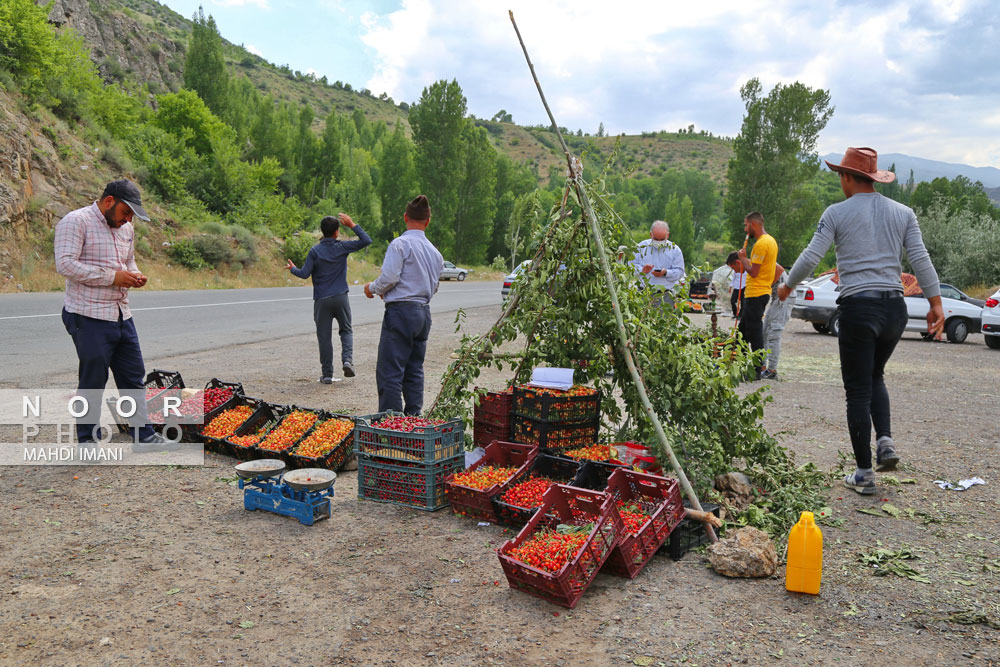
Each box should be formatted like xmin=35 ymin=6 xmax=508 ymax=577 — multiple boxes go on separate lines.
xmin=715 ymin=471 xmax=754 ymax=512
xmin=715 ymin=471 xmax=752 ymax=497
xmin=707 ymin=527 xmax=778 ymax=578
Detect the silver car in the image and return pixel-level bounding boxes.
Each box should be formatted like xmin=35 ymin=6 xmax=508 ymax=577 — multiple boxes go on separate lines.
xmin=440 ymin=261 xmax=468 ymax=281
xmin=792 ymin=274 xmax=983 ymax=343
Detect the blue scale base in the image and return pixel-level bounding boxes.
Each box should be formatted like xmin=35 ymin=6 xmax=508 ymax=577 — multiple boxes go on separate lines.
xmin=239 ymin=476 xmax=333 ymax=526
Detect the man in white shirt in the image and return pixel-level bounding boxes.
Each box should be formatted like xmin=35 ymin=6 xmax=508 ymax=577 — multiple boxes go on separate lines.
xmin=632 ymin=220 xmax=685 ymax=307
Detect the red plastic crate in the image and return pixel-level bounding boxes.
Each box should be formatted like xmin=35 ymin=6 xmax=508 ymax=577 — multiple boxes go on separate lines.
xmin=497 ymin=485 xmax=624 ymax=609
xmin=601 ymin=469 xmax=685 ymax=579
xmin=474 ymin=419 xmax=511 ymax=447
xmin=475 ymin=388 xmax=513 ymax=417
xmin=444 ymin=441 xmax=537 ymax=522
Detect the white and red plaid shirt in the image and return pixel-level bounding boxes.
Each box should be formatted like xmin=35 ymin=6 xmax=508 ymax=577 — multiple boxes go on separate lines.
xmin=54 ymin=202 xmax=139 ymax=322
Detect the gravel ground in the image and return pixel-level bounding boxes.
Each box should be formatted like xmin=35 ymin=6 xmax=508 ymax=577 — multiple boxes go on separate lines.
xmin=1 ymin=305 xmax=998 ymax=666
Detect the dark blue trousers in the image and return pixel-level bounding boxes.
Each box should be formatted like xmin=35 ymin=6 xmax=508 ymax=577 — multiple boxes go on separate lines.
xmin=376 ymin=302 xmax=431 ymax=415
xmin=62 ymin=309 xmax=154 ymax=442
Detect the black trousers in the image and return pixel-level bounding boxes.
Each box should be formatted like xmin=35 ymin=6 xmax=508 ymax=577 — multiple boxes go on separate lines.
xmin=376 ymin=302 xmax=432 ymax=415
xmin=62 ymin=309 xmax=154 ymax=442
xmin=837 ymin=295 xmax=908 ymax=469
xmin=730 ymin=288 xmax=744 ymax=318
xmin=737 ymin=293 xmax=770 ymax=361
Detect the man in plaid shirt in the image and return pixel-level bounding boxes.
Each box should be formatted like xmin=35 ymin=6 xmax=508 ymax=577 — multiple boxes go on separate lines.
xmin=55 ymin=179 xmax=168 ymax=448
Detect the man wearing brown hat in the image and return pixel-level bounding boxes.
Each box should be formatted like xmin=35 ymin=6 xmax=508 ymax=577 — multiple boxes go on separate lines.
xmin=54 ymin=179 xmax=170 ymax=449
xmin=364 ymin=195 xmax=444 ymax=414
xmin=778 ymin=147 xmax=944 ymax=495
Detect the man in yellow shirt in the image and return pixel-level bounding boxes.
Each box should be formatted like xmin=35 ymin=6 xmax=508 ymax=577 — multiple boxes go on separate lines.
xmin=736 ymin=211 xmax=778 ymax=380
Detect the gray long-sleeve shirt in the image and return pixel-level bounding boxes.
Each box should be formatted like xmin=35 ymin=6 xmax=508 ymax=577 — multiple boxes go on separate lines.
xmin=786 ymin=192 xmax=940 ymax=299
xmin=370 ymin=229 xmax=444 ymax=304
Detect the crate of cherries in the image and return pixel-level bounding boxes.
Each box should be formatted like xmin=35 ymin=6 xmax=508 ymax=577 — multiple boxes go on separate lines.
xmin=354 ymin=412 xmax=464 ymax=464
xmin=513 ymin=384 xmax=600 ymax=423
xmin=291 ymin=416 xmax=355 ymax=471
xmin=497 ymin=484 xmax=624 ymax=609
xmin=444 ymin=440 xmax=537 ymax=522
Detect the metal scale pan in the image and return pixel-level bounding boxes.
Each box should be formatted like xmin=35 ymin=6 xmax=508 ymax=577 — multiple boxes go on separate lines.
xmin=234 ymin=458 xmax=286 ymax=480
xmin=283 ymin=468 xmax=336 ymax=491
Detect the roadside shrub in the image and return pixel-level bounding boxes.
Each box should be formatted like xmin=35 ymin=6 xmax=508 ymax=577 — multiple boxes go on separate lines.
xmin=169 ymin=238 xmax=206 ymax=269
xmin=230 ymin=225 xmax=258 ymax=266
xmin=192 ymin=233 xmax=235 ymax=266
xmin=99 ymin=141 xmax=133 ymax=172
xmin=282 ymin=233 xmax=316 ymax=267
xmin=135 ymin=237 xmax=153 ymax=258
xmin=198 ymin=220 xmax=229 ymax=236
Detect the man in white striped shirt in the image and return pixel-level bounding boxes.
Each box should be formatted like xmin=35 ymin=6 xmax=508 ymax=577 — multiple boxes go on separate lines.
xmin=54 ymin=179 xmax=168 ymax=447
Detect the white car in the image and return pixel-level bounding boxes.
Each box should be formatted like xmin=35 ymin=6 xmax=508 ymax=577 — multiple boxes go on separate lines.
xmin=440 ymin=261 xmax=468 ymax=281
xmin=792 ymin=275 xmax=983 ymax=343
xmin=982 ymin=289 xmax=1000 ymax=350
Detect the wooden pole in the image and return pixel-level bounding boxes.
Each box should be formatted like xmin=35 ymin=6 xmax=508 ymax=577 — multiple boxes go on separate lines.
xmin=509 ymin=10 xmax=716 ymax=542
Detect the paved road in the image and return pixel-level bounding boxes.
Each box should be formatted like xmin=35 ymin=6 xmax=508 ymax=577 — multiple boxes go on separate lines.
xmin=0 ymin=283 xmax=502 ymax=386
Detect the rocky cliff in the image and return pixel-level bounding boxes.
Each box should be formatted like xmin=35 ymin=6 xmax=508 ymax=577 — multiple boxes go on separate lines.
xmin=43 ymin=0 xmax=186 ymax=93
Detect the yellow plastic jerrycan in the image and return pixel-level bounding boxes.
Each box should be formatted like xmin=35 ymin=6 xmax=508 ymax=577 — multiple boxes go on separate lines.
xmin=785 ymin=511 xmax=823 ymax=594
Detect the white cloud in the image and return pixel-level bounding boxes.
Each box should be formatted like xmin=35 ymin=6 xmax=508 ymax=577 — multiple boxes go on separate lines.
xmin=245 ymin=44 xmax=264 ymax=57
xmin=356 ymin=0 xmax=1000 ymax=165
xmin=212 ymin=0 xmax=270 ymax=7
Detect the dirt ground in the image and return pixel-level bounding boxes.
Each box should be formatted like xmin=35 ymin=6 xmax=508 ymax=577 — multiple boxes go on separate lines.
xmin=1 ymin=304 xmax=998 ymax=666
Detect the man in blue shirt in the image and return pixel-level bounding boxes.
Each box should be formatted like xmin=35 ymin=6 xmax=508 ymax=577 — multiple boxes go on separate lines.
xmin=364 ymin=195 xmax=444 ymax=414
xmin=287 ymin=213 xmax=371 ymax=383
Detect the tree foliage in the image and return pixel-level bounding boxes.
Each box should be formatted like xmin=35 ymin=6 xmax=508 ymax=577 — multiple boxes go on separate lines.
xmin=725 ymin=78 xmax=834 ymax=264
xmin=431 ymin=173 xmax=828 ymax=537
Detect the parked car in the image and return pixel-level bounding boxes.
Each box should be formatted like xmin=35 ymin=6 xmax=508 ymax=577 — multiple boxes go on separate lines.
xmin=791 ymin=274 xmax=983 ymax=343
xmin=501 ymin=260 xmax=531 ymax=298
xmin=982 ymin=289 xmax=1000 ymax=349
xmin=440 ymin=261 xmax=468 ymax=281
xmin=937 ymin=283 xmax=985 ymax=308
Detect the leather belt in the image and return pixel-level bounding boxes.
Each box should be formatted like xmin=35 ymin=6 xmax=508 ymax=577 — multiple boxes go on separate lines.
xmin=843 ymin=289 xmax=903 ymax=300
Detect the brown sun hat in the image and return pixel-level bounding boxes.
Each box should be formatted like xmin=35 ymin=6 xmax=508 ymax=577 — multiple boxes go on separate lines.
xmin=825 ymin=147 xmax=895 ymax=183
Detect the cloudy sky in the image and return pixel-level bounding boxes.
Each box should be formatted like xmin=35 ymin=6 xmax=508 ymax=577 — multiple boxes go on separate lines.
xmin=160 ymin=0 xmax=999 ymax=168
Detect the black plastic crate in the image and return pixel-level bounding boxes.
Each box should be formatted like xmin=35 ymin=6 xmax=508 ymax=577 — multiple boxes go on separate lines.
xmin=513 ymin=385 xmax=600 ymax=423
xmin=290 ymin=415 xmax=355 ymax=471
xmin=512 ymin=416 xmax=598 ymax=450
xmin=151 ymin=378 xmax=244 ymax=441
xmin=492 ymin=454 xmax=584 ymax=528
xmin=358 ymin=454 xmax=465 ymax=511
xmin=571 ymin=460 xmax=628 ymax=491
xmin=109 ymin=369 xmax=186 ymax=435
xmin=255 ymin=406 xmax=325 ymax=460
xmin=201 ymin=397 xmax=272 ymax=457
xmin=662 ymin=502 xmax=720 ymax=561
xmin=226 ymin=402 xmax=289 ymax=460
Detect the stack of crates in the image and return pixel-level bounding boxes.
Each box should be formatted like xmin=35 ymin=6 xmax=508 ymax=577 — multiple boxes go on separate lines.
xmin=473 ymin=389 xmax=513 ymax=449
xmin=354 ymin=412 xmax=465 ymax=511
xmin=511 ymin=385 xmax=601 ymax=454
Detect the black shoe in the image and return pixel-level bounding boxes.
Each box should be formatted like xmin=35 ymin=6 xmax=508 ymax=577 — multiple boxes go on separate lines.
xmin=761 ymin=369 xmax=778 ymax=380
xmin=319 ymin=376 xmax=333 ymax=385
xmin=342 ymin=362 xmax=355 ymax=378
xmin=134 ymin=432 xmax=180 ymax=453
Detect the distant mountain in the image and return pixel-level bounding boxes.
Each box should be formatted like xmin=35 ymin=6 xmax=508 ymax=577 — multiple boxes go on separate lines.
xmin=821 ymin=152 xmax=1000 ymax=189
xmin=985 ymin=186 xmax=1000 ymax=206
